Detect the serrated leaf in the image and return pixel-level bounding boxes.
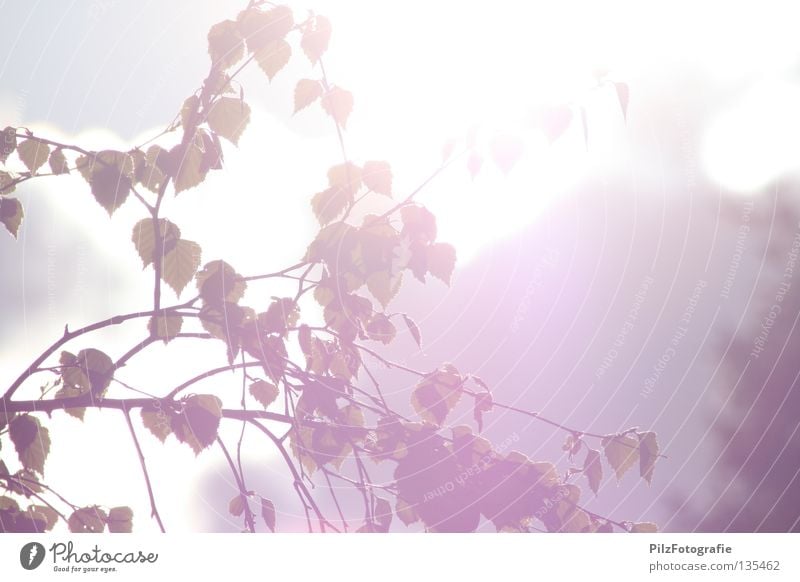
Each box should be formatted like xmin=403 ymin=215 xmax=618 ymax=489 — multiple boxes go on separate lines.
xmin=48 ymin=148 xmax=69 ymax=174
xmin=229 ymin=494 xmax=246 ymax=517
xmin=630 ymin=521 xmax=658 ymax=533
xmin=141 ymin=409 xmax=171 ymax=443
xmin=162 ymin=239 xmax=202 ymax=296
xmin=427 ymin=242 xmax=456 ymax=284
xmin=374 ymin=497 xmax=392 ymax=532
xmin=238 ymin=5 xmax=293 ymax=52
xmin=311 ymin=186 xmax=349 ymax=225
xmin=395 ymin=498 xmax=418 ymax=526
xmin=602 ymin=434 xmax=640 ymax=481
xmin=489 ymin=133 xmax=524 ymax=174
xmin=107 ymin=506 xmax=133 ymax=533
xmin=148 ymin=313 xmax=183 ymax=343
xmin=638 ymin=431 xmax=659 ymax=485
xmin=75 ymin=150 xmax=134 ymax=215
xmin=401 ymin=314 xmax=422 ymax=348
xmin=208 ymin=19 xmax=244 ymax=70
xmin=260 ymin=497 xmax=276 ymax=532
xmin=365 ymin=313 xmax=396 ymax=345
xmin=362 ymin=160 xmax=392 ymax=197
xmin=300 ymin=15 xmax=331 ymax=64
xmin=321 ymin=86 xmax=353 ymax=129
xmin=68 ymin=506 xmax=107 ymax=533
xmin=171 ymin=394 xmax=222 ymax=455
xmin=131 ymin=218 xmax=181 ymax=269
xmin=207 ymin=97 xmax=251 ymax=145
xmin=250 ymin=380 xmax=279 ymax=409
xmin=0 ymin=197 xmax=23 ymax=238
xmin=584 ymin=448 xmax=603 ymax=495
xmin=27 ymin=505 xmax=58 ymax=531
xmin=17 ymin=139 xmax=49 ymax=173
xmin=294 ymin=79 xmax=323 ymax=113
xmin=410 ymin=364 xmax=463 ymax=426
xmin=366 ymin=270 xmax=402 ymax=308
xmin=170 ymin=139 xmax=207 ymax=193
xmin=254 ymin=39 xmax=291 ymax=81
xmin=9 ymin=415 xmax=50 ymax=475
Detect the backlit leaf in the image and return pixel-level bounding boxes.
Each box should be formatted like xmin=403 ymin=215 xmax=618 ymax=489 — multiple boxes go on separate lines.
xmin=250 ymin=380 xmax=279 ymax=409
xmin=260 ymin=497 xmax=276 ymax=532
xmin=162 ymin=239 xmax=202 ymax=296
xmin=9 ymin=415 xmax=50 ymax=475
xmin=254 ymin=39 xmax=291 ymax=81
xmin=107 ymin=506 xmax=133 ymax=533
xmin=0 ymin=197 xmax=23 ymax=238
xmin=68 ymin=506 xmax=106 ymax=533
xmin=131 ymin=218 xmax=181 ymax=269
xmin=17 ymin=139 xmax=49 ymax=173
xmin=401 ymin=314 xmax=422 ymax=348
xmin=630 ymin=521 xmax=658 ymax=533
xmin=300 ymin=15 xmax=331 ymax=64
xmin=148 ymin=313 xmax=183 ymax=343
xmin=374 ymin=497 xmax=392 ymax=532
xmin=141 ymin=409 xmax=172 ymax=443
xmin=584 ymin=448 xmax=603 ymax=495
xmin=321 ymin=86 xmax=353 ymax=128
xmin=410 ymin=364 xmax=463 ymax=426
xmin=427 ymin=242 xmax=456 ymax=284
xmin=0 ymin=126 xmax=16 ymax=162
xmin=48 ymin=148 xmax=69 ymax=174
xmin=208 ymin=20 xmax=244 ymax=70
xmin=207 ymin=97 xmax=251 ymax=145
xmin=229 ymin=494 xmax=246 ymax=517
xmin=602 ymin=434 xmax=640 ymax=481
xmin=366 ymin=313 xmax=396 ymax=345
xmin=27 ymin=505 xmax=58 ymax=531
xmin=294 ymin=79 xmax=323 ymax=113
xmin=171 ymin=394 xmax=223 ymax=455
xmin=638 ymin=431 xmax=659 ymax=485
xmin=362 ymin=160 xmax=392 ymax=197
xmin=238 ymin=6 xmax=293 ymax=53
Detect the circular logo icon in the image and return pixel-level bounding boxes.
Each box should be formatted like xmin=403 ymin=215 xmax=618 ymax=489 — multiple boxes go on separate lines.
xmin=20 ymin=542 xmax=46 ymax=570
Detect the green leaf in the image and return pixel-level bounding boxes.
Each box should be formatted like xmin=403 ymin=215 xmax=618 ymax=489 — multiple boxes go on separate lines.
xmin=294 ymin=79 xmax=323 ymax=114
xmin=250 ymin=380 xmax=279 ymax=409
xmin=366 ymin=271 xmax=402 ymax=308
xmin=300 ymin=15 xmax=331 ymax=64
xmin=321 ymin=86 xmax=353 ymax=129
xmin=229 ymin=494 xmax=246 ymax=517
xmin=107 ymin=506 xmax=133 ymax=533
xmin=141 ymin=409 xmax=172 ymax=443
xmin=260 ymin=497 xmax=276 ymax=532
xmin=148 ymin=313 xmax=183 ymax=343
xmin=602 ymin=434 xmax=640 ymax=481
xmin=60 ymin=348 xmax=114 ymax=397
xmin=171 ymin=394 xmax=222 ymax=455
xmin=17 ymin=139 xmax=49 ymax=173
xmin=207 ymin=97 xmax=251 ymax=145
xmin=362 ymin=160 xmax=392 ymax=197
xmin=68 ymin=506 xmax=107 ymax=533
xmin=9 ymin=415 xmax=50 ymax=475
xmin=0 ymin=170 xmax=16 ymax=195
xmin=401 ymin=314 xmax=422 ymax=348
xmin=583 ymin=448 xmax=603 ymax=495
xmin=131 ymin=218 xmax=181 ymax=269
xmin=48 ymin=148 xmax=69 ymax=174
xmin=0 ymin=197 xmax=23 ymax=238
xmin=254 ymin=39 xmax=291 ymax=81
xmin=162 ymin=239 xmax=202 ymax=296
xmin=410 ymin=364 xmax=463 ymax=426
xmin=427 ymin=242 xmax=456 ymax=284
xmin=630 ymin=521 xmax=658 ymax=533
xmin=207 ymin=19 xmax=244 ymax=70
xmin=638 ymin=431 xmax=659 ymax=485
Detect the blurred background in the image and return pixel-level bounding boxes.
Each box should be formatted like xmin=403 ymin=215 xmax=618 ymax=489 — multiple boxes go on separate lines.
xmin=1 ymin=0 xmax=799 ymax=532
